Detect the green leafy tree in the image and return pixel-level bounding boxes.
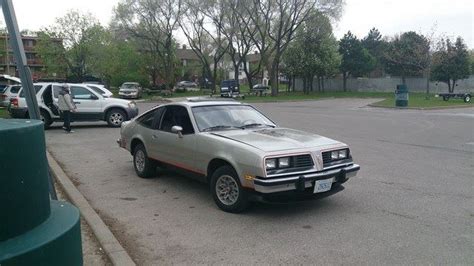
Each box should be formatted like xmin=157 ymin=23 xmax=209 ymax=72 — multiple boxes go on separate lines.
xmin=362 ymin=27 xmax=387 ymax=76
xmin=339 ymin=31 xmax=375 ymax=91
xmin=431 ymin=37 xmax=471 ymax=92
xmin=38 ymin=10 xmax=103 ymax=82
xmin=283 ymin=11 xmax=340 ymax=93
xmin=384 ymin=31 xmax=430 ymax=85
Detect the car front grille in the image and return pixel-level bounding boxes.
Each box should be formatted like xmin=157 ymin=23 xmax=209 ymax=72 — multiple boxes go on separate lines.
xmin=293 ymin=154 xmax=314 ymax=168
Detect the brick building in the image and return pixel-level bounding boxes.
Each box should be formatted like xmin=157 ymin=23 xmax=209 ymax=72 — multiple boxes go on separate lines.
xmin=0 ymin=34 xmax=64 ymax=81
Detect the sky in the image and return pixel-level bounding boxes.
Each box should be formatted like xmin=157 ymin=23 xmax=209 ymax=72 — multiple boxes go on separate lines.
xmin=1 ymin=0 xmax=473 ymax=48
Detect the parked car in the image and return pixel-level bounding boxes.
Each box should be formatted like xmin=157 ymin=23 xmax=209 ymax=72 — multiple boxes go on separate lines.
xmin=84 ymin=84 xmax=114 ymax=98
xmin=177 ymin=80 xmax=197 ymax=88
xmin=1 ymin=84 xmax=21 ymax=107
xmin=220 ymin=79 xmax=240 ymax=97
xmin=118 ymin=82 xmax=142 ymax=99
xmin=9 ymin=83 xmax=138 ymax=129
xmin=117 ymin=98 xmax=360 ymax=212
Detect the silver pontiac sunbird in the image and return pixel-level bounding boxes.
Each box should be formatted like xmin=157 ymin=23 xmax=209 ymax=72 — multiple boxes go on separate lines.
xmin=118 ymin=99 xmax=360 ymax=212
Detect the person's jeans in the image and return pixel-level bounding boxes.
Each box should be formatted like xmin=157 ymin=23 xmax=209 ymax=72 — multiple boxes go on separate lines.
xmin=63 ymin=110 xmax=71 ymax=132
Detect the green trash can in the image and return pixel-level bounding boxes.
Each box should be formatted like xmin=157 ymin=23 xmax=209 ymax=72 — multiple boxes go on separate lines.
xmin=0 ymin=119 xmax=83 ymax=266
xmin=395 ymin=84 xmax=408 ymax=107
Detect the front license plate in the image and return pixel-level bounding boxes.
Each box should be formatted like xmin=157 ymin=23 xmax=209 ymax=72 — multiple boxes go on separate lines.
xmin=314 ymin=178 xmax=334 ymax=193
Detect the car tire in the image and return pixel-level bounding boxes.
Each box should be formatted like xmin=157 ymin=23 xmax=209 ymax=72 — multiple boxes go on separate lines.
xmin=464 ymin=95 xmax=471 ymax=103
xmin=210 ymin=165 xmax=249 ymax=213
xmin=443 ymin=96 xmax=449 ymax=101
xmin=40 ymin=109 xmax=52 ymax=130
xmin=106 ymin=108 xmax=127 ymax=127
xmin=133 ymin=143 xmax=156 ymax=178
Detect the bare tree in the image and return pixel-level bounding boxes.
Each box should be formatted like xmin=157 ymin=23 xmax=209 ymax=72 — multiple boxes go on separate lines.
xmin=244 ymin=0 xmax=343 ymax=95
xmin=179 ymin=0 xmax=229 ymax=92
xmin=113 ymin=0 xmax=183 ymax=87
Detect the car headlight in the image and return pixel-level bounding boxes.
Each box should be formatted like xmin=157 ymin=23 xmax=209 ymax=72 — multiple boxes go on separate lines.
xmin=128 ymin=101 xmax=136 ymax=108
xmin=331 ymin=151 xmax=339 ymax=160
xmin=265 ymin=158 xmax=277 ymax=169
xmin=338 ymin=149 xmax=347 ymax=159
xmin=278 ymin=157 xmax=290 ymax=168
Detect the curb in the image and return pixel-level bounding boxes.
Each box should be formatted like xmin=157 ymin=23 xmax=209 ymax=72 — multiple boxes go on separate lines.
xmin=47 ymin=151 xmax=136 ymax=266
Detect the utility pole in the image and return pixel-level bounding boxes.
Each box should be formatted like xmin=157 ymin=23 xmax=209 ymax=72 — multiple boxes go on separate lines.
xmin=1 ymin=0 xmax=40 ymax=119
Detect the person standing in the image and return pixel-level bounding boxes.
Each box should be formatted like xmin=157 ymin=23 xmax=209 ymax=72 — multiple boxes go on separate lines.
xmin=58 ymin=84 xmax=76 ymax=133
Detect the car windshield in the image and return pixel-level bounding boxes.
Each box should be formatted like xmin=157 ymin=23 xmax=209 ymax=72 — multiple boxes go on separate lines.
xmin=192 ymin=105 xmax=274 ymax=132
xmin=88 ymin=85 xmax=106 ymax=95
xmin=122 ymin=83 xmax=137 ymax=89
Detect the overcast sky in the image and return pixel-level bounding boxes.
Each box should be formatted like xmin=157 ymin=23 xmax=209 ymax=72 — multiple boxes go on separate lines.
xmin=2 ymin=0 xmax=473 ymax=48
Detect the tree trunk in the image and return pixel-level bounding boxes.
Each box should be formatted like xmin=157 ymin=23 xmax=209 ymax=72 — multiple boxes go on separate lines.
xmin=343 ymin=72 xmax=347 ymax=92
xmin=448 ymin=80 xmax=452 ymax=93
xmin=401 ymin=76 xmax=406 ymax=85
xmin=322 ymin=77 xmax=325 ymax=92
xmin=317 ymin=76 xmax=321 ymax=92
xmin=310 ymin=76 xmax=313 ymax=92
xmin=303 ymin=78 xmax=307 ymax=94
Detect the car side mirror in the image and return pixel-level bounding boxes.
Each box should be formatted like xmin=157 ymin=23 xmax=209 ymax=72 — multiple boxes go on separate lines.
xmin=171 ymin=125 xmax=183 ymax=138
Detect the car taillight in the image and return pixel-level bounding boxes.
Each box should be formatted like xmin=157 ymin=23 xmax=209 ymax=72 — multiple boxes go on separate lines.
xmin=0 ymin=94 xmax=6 ymax=100
xmin=10 ymin=98 xmax=18 ymax=107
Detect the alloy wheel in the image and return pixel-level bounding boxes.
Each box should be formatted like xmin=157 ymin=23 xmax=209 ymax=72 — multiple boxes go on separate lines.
xmin=215 ymin=175 xmax=240 ymax=205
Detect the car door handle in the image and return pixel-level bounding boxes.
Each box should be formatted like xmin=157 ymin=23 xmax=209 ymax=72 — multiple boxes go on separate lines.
xmin=152 ymin=135 xmax=157 ymax=139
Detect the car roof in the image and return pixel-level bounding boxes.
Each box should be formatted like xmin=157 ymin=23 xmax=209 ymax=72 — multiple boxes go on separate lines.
xmin=171 ymin=98 xmax=245 ymax=108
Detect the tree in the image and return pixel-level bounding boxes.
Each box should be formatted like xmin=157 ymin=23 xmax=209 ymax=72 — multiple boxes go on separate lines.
xmin=113 ymin=0 xmax=183 ymax=87
xmin=362 ymin=27 xmax=387 ymax=76
xmin=282 ymin=11 xmax=340 ymax=93
xmin=246 ymin=0 xmax=344 ymax=96
xmin=38 ymin=10 xmax=103 ymax=82
xmin=431 ymin=37 xmax=471 ymax=92
xmin=179 ymin=0 xmax=229 ymax=92
xmin=339 ymin=31 xmax=375 ymax=91
xmin=35 ymin=32 xmax=68 ymax=79
xmin=384 ymin=31 xmax=430 ymax=85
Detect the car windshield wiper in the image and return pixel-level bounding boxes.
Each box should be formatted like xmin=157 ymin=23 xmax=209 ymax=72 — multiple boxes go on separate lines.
xmin=239 ymin=123 xmax=275 ymax=129
xmin=202 ymin=125 xmax=241 ymax=132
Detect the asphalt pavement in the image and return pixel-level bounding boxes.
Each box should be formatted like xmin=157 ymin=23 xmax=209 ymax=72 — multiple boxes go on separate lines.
xmin=45 ymin=99 xmax=473 ymax=265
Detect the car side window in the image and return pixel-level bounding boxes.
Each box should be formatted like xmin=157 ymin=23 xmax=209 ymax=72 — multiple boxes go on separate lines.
xmin=71 ymin=86 xmax=95 ymax=100
xmin=136 ymin=110 xmax=156 ymax=128
xmin=159 ymin=106 xmax=194 ymax=134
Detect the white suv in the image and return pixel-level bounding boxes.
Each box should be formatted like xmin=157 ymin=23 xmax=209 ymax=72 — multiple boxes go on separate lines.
xmin=9 ymin=83 xmax=139 ymax=129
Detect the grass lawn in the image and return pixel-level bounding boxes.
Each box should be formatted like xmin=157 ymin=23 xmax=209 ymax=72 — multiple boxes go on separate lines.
xmin=0 ymin=108 xmax=10 ymax=118
xmin=369 ymin=93 xmax=473 ymax=108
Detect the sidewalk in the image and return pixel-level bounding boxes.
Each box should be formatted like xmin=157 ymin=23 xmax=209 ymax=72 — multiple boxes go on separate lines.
xmin=54 ymin=181 xmax=111 ymax=265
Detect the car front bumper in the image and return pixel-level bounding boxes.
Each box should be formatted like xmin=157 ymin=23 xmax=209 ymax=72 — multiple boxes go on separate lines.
xmin=119 ymin=92 xmax=139 ymax=98
xmin=253 ymin=164 xmax=360 ymax=194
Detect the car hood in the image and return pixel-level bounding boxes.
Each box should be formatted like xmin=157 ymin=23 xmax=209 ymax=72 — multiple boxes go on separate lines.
xmin=210 ymin=127 xmax=343 ymax=152
xmin=104 ymin=97 xmax=132 ymax=105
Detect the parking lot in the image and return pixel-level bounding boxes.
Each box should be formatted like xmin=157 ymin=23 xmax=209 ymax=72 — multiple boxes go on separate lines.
xmin=45 ymin=99 xmax=473 ymax=264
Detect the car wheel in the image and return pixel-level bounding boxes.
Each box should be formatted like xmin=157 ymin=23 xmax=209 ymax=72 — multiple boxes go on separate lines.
xmin=106 ymin=109 xmax=126 ymax=127
xmin=210 ymin=165 xmax=249 ymax=213
xmin=464 ymin=95 xmax=471 ymax=103
xmin=443 ymin=96 xmax=449 ymax=101
xmin=40 ymin=109 xmax=52 ymax=130
xmin=133 ymin=143 xmax=156 ymax=178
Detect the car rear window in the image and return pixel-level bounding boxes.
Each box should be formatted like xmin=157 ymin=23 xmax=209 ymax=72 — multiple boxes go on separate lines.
xmin=10 ymin=85 xmax=21 ymax=94
xmin=19 ymin=85 xmax=43 ymax=97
